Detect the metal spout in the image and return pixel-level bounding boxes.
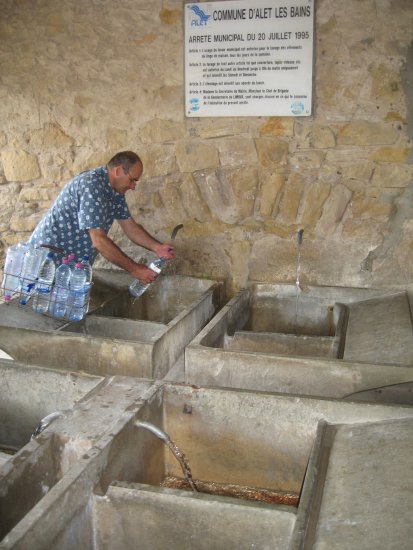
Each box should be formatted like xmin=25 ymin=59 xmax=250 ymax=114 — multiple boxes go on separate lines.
xmin=171 ymin=224 xmax=184 ymax=240
xmin=31 ymin=410 xmax=66 ymax=439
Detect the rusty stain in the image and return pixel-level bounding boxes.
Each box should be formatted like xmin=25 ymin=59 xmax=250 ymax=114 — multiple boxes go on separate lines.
xmin=160 ymin=475 xmax=299 ymax=507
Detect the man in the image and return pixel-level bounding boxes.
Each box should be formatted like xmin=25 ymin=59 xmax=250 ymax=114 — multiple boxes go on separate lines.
xmin=29 ymin=151 xmax=175 ymax=285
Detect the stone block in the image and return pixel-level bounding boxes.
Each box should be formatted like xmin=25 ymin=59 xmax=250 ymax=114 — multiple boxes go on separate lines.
xmin=310 ymin=125 xmax=336 ymax=148
xmin=340 ymin=162 xmax=375 ymax=182
xmin=294 ymin=121 xmax=311 ymax=148
xmin=370 ymin=63 xmax=401 ymax=98
xmin=106 ymin=128 xmax=129 ymax=150
xmin=72 ymin=152 xmax=109 ymax=174
xmin=290 ymin=150 xmax=325 ymax=170
xmin=225 ymin=166 xmax=259 ymax=219
xmin=19 ymin=187 xmax=50 ymax=202
xmin=10 ymin=212 xmax=42 ymax=232
xmin=258 ymin=170 xmax=285 ymax=217
xmin=1 ymin=149 xmax=40 ymax=182
xmin=298 ymin=181 xmax=331 ymax=226
xmin=255 ymin=138 xmax=289 ymax=167
xmin=337 ymin=121 xmax=398 ymax=146
xmin=176 ymin=141 xmax=219 ymax=172
xmin=216 ymin=136 xmax=257 ymax=167
xmin=177 ymin=233 xmax=231 ymax=281
xmin=316 ymin=183 xmax=353 ymax=236
xmin=249 ymin=234 xmax=300 ymax=282
xmin=191 ymin=119 xmax=249 ymax=139
xmin=368 ymin=147 xmax=409 ymax=163
xmin=159 ymin=8 xmax=181 ymax=25
xmin=371 ymin=164 xmax=413 ymax=188
xmin=193 ymin=169 xmax=239 ymax=224
xmin=276 ymin=172 xmax=306 ymax=225
xmin=228 ymin=239 xmax=252 ymax=293
xmin=350 ymin=194 xmax=392 ymax=220
xmin=140 ymin=144 xmax=177 ymax=178
xmin=341 ymin=219 xmax=385 ymax=244
xmin=30 ymin=123 xmax=75 ymax=148
xmin=158 ymin=177 xmax=192 ymax=224
xmin=325 ymin=148 xmax=371 ymax=164
xmin=179 ymin=174 xmax=211 ymax=223
xmin=140 ymin=119 xmax=185 ymax=144
xmin=259 ymin=117 xmax=294 ymax=137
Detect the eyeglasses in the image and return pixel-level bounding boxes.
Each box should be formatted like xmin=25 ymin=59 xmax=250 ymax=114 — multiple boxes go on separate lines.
xmin=126 ymin=172 xmax=139 ymax=184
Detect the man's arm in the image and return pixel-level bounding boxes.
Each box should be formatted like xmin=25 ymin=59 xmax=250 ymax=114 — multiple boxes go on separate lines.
xmin=88 ymin=228 xmax=159 ymax=284
xmin=118 ymin=218 xmax=175 ymax=259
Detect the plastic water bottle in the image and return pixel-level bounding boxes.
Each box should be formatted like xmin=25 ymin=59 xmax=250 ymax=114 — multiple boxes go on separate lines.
xmin=80 ymin=255 xmax=92 ymax=314
xmin=1 ymin=242 xmax=27 ymax=302
xmin=32 ymin=252 xmax=56 ymax=314
xmin=129 ymin=257 xmax=166 ymax=298
xmin=67 ymin=262 xmax=87 ymax=321
xmin=19 ymin=245 xmax=47 ymax=305
xmin=67 ymin=253 xmax=76 ymax=272
xmin=52 ymin=258 xmax=71 ymax=318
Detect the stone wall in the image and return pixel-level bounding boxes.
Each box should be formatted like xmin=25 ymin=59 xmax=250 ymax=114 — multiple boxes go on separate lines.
xmin=0 ymin=0 xmax=412 ymax=296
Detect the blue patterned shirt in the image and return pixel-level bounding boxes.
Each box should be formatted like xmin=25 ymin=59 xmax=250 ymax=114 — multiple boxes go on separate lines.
xmin=29 ymin=166 xmax=131 ymax=264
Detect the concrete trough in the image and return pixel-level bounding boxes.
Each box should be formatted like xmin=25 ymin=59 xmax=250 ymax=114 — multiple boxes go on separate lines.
xmin=185 ymin=284 xmax=413 ymax=402
xmin=2 ymin=382 xmax=413 ymax=550
xmin=0 ymin=361 xmax=103 ymax=452
xmin=0 ymin=361 xmax=104 ymax=541
xmin=0 ymin=272 xmax=223 ymax=379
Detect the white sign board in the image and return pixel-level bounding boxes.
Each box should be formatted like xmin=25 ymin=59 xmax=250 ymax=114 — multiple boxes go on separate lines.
xmin=185 ymin=0 xmax=314 ymax=117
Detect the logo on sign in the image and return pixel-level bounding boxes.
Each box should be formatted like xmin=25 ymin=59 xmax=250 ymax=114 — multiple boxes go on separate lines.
xmin=189 ymin=97 xmax=200 ymax=112
xmin=189 ymin=5 xmax=211 ymax=26
xmin=291 ymin=101 xmax=304 ymax=115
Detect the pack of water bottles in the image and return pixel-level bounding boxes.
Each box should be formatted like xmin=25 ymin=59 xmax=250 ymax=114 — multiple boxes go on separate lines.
xmin=0 ymin=242 xmax=92 ymax=321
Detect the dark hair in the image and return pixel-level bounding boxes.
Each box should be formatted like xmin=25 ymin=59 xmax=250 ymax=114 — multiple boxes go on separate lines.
xmin=107 ymin=151 xmax=142 ymax=174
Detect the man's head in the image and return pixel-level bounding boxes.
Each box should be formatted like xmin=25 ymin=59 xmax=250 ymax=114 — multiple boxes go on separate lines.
xmin=107 ymin=151 xmax=143 ymax=194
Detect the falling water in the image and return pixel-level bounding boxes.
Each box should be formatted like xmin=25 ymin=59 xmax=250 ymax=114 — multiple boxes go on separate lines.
xmin=135 ymin=420 xmax=198 ymax=492
xmin=167 ymin=223 xmax=184 ymax=278
xmin=293 ymin=229 xmax=304 ymax=334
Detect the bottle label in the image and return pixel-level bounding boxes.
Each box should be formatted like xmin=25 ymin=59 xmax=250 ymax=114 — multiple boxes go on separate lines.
xmin=149 ymin=263 xmax=162 ymax=274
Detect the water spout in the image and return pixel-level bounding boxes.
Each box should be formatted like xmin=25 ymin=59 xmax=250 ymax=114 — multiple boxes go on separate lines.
xmin=170 ymin=224 xmax=184 ymax=241
xmin=135 ymin=420 xmax=198 ymax=492
xmin=31 ymin=410 xmax=66 ymax=439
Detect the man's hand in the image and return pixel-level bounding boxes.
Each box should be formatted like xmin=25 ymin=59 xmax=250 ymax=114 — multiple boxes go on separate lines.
xmin=154 ymin=243 xmax=175 ymax=259
xmin=131 ymin=263 xmax=160 ymax=285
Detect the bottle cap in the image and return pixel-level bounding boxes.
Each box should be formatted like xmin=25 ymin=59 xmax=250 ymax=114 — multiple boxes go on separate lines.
xmin=75 ymin=262 xmax=83 ymax=268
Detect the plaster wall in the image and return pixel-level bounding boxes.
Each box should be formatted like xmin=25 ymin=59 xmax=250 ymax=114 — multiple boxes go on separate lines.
xmin=0 ymin=0 xmax=412 ymax=295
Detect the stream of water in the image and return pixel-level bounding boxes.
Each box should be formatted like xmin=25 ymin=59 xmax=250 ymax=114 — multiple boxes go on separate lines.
xmin=293 ymin=229 xmax=304 ymax=334
xmin=135 ymin=420 xmax=198 ymax=492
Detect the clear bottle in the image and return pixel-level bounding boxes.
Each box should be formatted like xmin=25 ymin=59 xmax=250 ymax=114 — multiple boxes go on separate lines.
xmin=80 ymin=255 xmax=92 ymax=314
xmin=19 ymin=245 xmax=47 ymax=305
xmin=129 ymin=257 xmax=166 ymax=298
xmin=67 ymin=262 xmax=87 ymax=321
xmin=67 ymin=253 xmax=76 ymax=272
xmin=32 ymin=251 xmax=56 ymax=314
xmin=52 ymin=258 xmax=71 ymax=318
xmin=2 ymin=242 xmax=27 ymax=302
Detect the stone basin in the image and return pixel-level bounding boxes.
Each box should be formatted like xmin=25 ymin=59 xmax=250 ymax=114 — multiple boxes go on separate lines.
xmin=0 ymin=362 xmax=104 ymax=542
xmin=2 ymin=382 xmax=411 ymax=550
xmin=185 ymin=284 xmax=413 ymax=402
xmin=0 ymin=271 xmax=223 ymax=379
